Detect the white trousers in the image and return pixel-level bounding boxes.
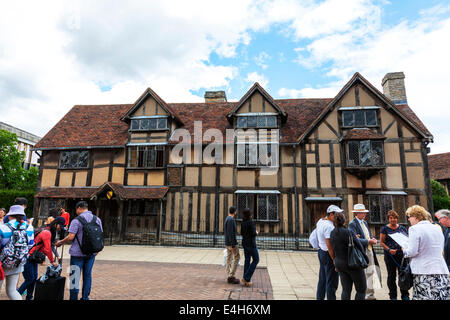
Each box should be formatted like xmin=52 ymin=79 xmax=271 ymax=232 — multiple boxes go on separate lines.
xmin=0 ymin=273 xmax=22 ymax=300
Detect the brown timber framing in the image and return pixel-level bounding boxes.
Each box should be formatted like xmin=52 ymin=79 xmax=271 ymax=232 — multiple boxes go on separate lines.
xmin=293 ymin=145 xmax=300 ymax=238
xmin=397 ymin=123 xmax=408 ymax=189
xmin=420 ymin=140 xmax=434 ymax=212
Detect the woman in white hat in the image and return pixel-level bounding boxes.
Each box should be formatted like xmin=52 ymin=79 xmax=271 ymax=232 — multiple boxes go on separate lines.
xmin=0 ymin=205 xmax=35 ymax=300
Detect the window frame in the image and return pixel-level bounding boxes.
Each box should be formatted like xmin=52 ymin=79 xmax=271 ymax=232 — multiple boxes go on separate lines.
xmin=236 ymin=141 xmax=278 ymax=168
xmin=368 ymin=194 xmax=407 ymax=224
xmin=236 ymin=192 xmax=279 ymax=222
xmin=235 ymin=115 xmax=278 ymax=129
xmin=127 ymin=145 xmax=167 ymax=169
xmin=129 ymin=116 xmax=169 ymax=132
xmin=127 ymin=200 xmax=159 ymax=216
xmin=341 ymin=108 xmax=379 ymax=128
xmin=346 ymin=140 xmax=385 ymax=168
xmin=59 ymin=150 xmax=89 ymax=169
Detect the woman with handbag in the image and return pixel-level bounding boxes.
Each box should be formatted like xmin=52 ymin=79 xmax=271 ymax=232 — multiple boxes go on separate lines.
xmin=380 ymin=210 xmax=410 ymax=300
xmin=17 ymin=218 xmax=59 ymax=300
xmin=402 ymin=205 xmax=450 ymax=300
xmin=330 ymin=212 xmax=369 ymax=300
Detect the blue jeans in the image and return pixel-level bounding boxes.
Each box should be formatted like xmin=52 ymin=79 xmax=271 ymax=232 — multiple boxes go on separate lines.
xmin=18 ymin=259 xmax=38 ymax=300
xmin=243 ymin=246 xmax=260 ymax=282
xmin=316 ymin=249 xmax=339 ymax=300
xmin=69 ymin=255 xmax=96 ymax=300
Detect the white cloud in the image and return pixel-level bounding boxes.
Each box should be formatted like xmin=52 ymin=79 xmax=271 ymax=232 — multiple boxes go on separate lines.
xmin=255 ymin=51 xmax=271 ymax=69
xmin=292 ymin=3 xmax=450 ymax=153
xmin=0 ymin=0 xmax=264 ymax=137
xmin=1 ymin=0 xmax=449 ymax=155
xmin=246 ymin=72 xmax=269 ymax=88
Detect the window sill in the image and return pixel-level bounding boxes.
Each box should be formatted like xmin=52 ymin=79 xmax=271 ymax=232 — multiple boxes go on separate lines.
xmin=128 ymin=129 xmax=169 ymax=132
xmin=127 ymin=167 xmax=167 ymax=170
xmin=58 ymin=167 xmax=89 ymax=170
xmin=345 ymin=165 xmax=386 ymax=170
xmin=236 ymin=219 xmax=280 ymax=223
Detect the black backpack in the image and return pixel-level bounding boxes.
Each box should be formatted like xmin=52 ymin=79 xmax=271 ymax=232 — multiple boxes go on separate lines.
xmin=75 ymin=215 xmax=104 ymax=255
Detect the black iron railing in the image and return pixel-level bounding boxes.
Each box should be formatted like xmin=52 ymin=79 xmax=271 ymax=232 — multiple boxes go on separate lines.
xmin=104 ymin=217 xmax=385 ymax=253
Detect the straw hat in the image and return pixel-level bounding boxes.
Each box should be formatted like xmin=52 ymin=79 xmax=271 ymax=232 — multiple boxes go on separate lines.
xmin=352 ymin=203 xmax=369 ymax=213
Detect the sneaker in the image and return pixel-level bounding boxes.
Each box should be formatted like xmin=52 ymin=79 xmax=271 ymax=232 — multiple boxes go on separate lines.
xmin=244 ymin=281 xmax=252 ymax=287
xmin=227 ymin=277 xmax=240 ymax=284
xmin=21 ymin=290 xmax=27 ymax=297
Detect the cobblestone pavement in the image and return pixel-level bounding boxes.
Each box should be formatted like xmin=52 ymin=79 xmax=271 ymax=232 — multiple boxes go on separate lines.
xmin=0 ymin=259 xmax=273 ymax=300
xmin=0 ymin=245 xmax=395 ymax=300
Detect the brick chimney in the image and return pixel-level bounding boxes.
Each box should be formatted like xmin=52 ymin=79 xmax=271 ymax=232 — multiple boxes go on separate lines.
xmin=204 ymin=91 xmax=227 ymax=103
xmin=381 ymin=72 xmax=407 ymax=104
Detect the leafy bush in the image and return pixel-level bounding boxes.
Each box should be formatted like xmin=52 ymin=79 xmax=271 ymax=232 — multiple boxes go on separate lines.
xmin=431 ymin=179 xmax=450 ymax=212
xmin=0 ymin=190 xmax=35 ymax=218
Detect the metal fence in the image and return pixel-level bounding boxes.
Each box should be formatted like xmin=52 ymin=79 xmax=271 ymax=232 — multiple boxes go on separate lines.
xmin=104 ymin=217 xmax=385 ymax=253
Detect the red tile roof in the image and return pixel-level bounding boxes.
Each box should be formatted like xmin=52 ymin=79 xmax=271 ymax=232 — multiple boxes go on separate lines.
xmin=342 ymin=128 xmax=386 ymax=140
xmin=35 ymin=187 xmax=97 ymax=199
xmin=91 ymin=182 xmax=168 ymax=200
xmin=34 ymin=75 xmax=432 ymax=149
xmin=35 ymin=184 xmax=168 ymax=200
xmin=428 ymin=152 xmax=450 ymax=180
xmin=34 ymin=104 xmax=131 ymax=149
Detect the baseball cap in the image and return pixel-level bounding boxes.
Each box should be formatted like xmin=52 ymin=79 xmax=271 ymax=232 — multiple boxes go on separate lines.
xmin=327 ymin=205 xmax=344 ymax=214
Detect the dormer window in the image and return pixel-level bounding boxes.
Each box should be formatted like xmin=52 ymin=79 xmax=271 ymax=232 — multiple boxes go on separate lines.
xmin=341 ymin=107 xmax=379 ymax=128
xmin=236 ymin=114 xmax=277 ymax=129
xmin=130 ymin=116 xmax=168 ymax=131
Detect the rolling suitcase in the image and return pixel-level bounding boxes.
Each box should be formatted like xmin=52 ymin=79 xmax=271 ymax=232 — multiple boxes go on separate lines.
xmin=34 ymin=245 xmax=66 ymax=300
xmin=34 ymin=276 xmax=66 ymax=300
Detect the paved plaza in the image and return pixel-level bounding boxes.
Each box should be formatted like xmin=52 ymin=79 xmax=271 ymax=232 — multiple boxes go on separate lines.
xmin=0 ymin=245 xmax=394 ymax=300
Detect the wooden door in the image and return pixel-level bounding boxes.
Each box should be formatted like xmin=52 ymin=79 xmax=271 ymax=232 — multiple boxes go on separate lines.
xmin=307 ymin=201 xmax=341 ymax=231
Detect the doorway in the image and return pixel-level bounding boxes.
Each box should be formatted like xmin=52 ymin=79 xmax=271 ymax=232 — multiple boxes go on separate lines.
xmin=306 ymin=200 xmax=341 ymax=231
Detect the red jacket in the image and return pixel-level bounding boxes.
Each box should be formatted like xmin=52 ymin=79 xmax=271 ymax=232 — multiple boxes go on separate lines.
xmin=29 ymin=228 xmax=54 ymax=263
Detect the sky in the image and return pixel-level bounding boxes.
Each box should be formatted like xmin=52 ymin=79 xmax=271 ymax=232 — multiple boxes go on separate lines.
xmin=0 ymin=0 xmax=449 ymax=155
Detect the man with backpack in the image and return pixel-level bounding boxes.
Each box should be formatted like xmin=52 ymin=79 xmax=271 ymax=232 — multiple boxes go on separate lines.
xmin=55 ymin=201 xmax=103 ymax=300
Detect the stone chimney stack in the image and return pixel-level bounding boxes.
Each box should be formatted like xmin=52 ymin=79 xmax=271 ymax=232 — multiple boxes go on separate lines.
xmin=204 ymin=91 xmax=227 ymax=103
xmin=381 ymin=72 xmax=407 ymax=104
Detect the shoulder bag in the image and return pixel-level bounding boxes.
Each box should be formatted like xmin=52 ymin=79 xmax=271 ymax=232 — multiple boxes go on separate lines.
xmin=398 ymin=256 xmax=413 ymax=291
xmin=348 ymin=231 xmax=368 ymax=270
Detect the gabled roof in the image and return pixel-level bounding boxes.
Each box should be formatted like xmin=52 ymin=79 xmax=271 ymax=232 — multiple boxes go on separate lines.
xmin=34 ymin=104 xmax=131 ymax=150
xmin=297 ymin=72 xmax=433 ymax=143
xmin=34 ymin=73 xmax=432 ymax=150
xmin=121 ymin=87 xmax=183 ymax=125
xmin=428 ymin=152 xmax=450 ymax=180
xmin=226 ymin=82 xmax=287 ymax=121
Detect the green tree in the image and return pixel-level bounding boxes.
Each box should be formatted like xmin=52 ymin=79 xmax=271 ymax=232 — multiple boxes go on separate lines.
xmin=0 ymin=129 xmax=25 ymax=189
xmin=431 ymin=179 xmax=450 ymax=211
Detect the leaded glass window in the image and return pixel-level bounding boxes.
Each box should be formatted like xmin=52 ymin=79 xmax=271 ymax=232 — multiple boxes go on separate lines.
xmin=59 ymin=151 xmax=89 ymax=169
xmin=129 ymin=117 xmax=168 ymax=131
xmin=346 ymin=140 xmax=385 ymax=167
xmin=236 ymin=193 xmax=279 ymax=221
xmin=128 ymin=146 xmax=166 ymax=168
xmin=342 ymin=109 xmax=377 ymax=127
xmin=235 ymin=115 xmax=277 ymax=129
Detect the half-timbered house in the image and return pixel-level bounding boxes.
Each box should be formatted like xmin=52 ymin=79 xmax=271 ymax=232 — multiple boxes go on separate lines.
xmin=32 ymin=72 xmax=433 ymax=247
